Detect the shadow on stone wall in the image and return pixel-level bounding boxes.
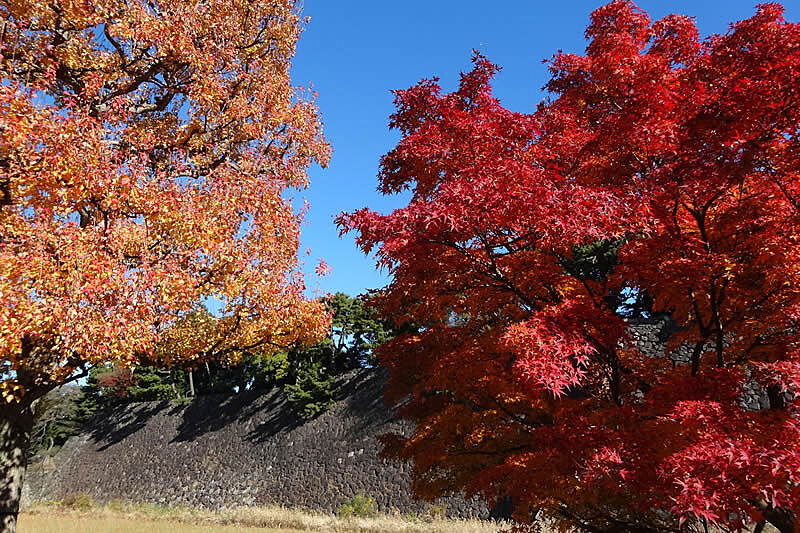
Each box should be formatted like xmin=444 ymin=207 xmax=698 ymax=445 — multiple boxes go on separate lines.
xmin=26 ymin=319 xmax=737 ymax=519
xmin=88 ymin=401 xmax=171 ymax=451
xmin=23 ymin=369 xmax=489 ymax=518
xmin=172 ymin=387 xmax=303 ymax=445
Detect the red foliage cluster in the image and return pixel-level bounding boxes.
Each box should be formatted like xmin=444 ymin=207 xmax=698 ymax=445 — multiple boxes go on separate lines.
xmin=339 ymin=2 xmax=800 ymax=531
xmin=97 ymin=367 xmax=137 ymax=398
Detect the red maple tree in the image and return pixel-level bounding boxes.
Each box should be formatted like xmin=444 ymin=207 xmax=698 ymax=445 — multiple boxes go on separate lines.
xmin=339 ymin=2 xmax=800 ymax=531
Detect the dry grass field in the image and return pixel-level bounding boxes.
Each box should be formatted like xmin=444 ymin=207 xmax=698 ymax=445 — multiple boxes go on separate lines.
xmin=18 ymin=515 xmax=301 ymax=533
xmin=18 ymin=501 xmax=509 ymax=533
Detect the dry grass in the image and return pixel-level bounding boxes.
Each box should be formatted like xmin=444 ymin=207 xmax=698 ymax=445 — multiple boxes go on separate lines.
xmin=19 ymin=501 xmax=510 ymax=533
xmin=18 ymin=515 xmax=298 ymax=533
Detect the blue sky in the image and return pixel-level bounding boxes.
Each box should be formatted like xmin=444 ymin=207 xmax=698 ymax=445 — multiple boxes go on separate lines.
xmin=290 ymin=1 xmax=799 ymax=298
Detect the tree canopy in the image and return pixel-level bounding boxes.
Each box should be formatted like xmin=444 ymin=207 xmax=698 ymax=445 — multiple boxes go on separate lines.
xmin=339 ymin=2 xmax=800 ymax=531
xmin=0 ymin=0 xmax=329 ymax=530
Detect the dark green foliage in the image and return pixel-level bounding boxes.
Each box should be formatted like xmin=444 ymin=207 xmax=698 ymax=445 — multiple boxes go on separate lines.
xmin=564 ymin=238 xmax=623 ymax=282
xmin=278 ymin=293 xmax=400 ymax=418
xmin=29 ymin=387 xmax=84 ymax=454
xmin=198 ymin=352 xmax=288 ymax=394
xmin=262 ymin=351 xmax=291 ymax=383
xmin=29 ymin=366 xmax=122 ymax=456
xmin=78 ymin=363 xmax=189 ymax=410
xmin=127 ymin=366 xmax=189 ymax=401
xmin=326 ymin=292 xmax=395 ymax=371
xmin=562 ymin=238 xmax=657 ymax=318
xmin=71 ymin=368 xmax=105 ymax=428
xmin=284 ymin=361 xmax=336 ymax=419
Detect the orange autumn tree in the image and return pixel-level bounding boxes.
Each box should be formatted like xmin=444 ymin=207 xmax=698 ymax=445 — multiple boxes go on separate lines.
xmin=0 ymin=0 xmax=329 ymax=530
xmin=339 ymin=3 xmax=800 ymax=532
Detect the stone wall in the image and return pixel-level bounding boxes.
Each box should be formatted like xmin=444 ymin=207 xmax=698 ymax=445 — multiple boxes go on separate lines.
xmin=23 ymin=319 xmax=780 ymax=516
xmin=624 ymin=317 xmax=777 ymax=410
xmin=23 ymin=369 xmax=488 ymax=517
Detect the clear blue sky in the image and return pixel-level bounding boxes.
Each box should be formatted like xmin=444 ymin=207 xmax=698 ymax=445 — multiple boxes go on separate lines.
xmin=290 ymin=1 xmax=799 ymax=298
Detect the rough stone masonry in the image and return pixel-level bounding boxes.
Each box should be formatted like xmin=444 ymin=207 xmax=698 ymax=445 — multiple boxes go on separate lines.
xmin=22 ymin=369 xmax=489 ymax=517
xmin=21 ymin=318 xmax=775 ymax=516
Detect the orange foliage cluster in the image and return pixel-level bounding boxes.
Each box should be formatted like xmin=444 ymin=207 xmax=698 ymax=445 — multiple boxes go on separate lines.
xmin=0 ymin=0 xmax=330 ymax=405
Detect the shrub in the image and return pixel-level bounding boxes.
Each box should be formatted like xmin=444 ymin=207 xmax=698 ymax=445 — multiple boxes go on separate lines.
xmin=106 ymin=498 xmax=125 ymax=512
xmin=427 ymin=503 xmax=447 ymax=520
xmin=337 ymin=494 xmax=377 ymax=519
xmin=285 ymin=362 xmax=336 ymax=419
xmin=60 ymin=492 xmax=94 ymax=511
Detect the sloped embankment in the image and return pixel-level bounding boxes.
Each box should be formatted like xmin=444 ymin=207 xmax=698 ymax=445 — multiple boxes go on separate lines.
xmin=23 ymin=370 xmax=489 ymax=517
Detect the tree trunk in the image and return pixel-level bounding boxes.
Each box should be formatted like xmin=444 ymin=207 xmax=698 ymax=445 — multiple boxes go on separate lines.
xmin=0 ymin=404 xmax=33 ymax=533
xmin=764 ymin=507 xmax=796 ymax=533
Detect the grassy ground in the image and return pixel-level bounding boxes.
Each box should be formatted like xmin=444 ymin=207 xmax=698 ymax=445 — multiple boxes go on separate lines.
xmin=18 ymin=515 xmax=302 ymax=533
xmin=19 ymin=501 xmax=509 ymax=533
